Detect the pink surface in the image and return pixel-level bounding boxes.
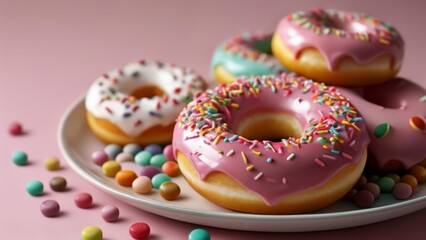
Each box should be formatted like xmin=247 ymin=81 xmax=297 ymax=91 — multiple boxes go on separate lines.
xmin=1 ymin=0 xmax=425 ymax=239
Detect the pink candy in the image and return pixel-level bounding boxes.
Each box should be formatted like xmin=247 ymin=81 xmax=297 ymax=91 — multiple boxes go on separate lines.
xmin=74 ymin=192 xmax=93 ymax=209
xmin=163 ymin=144 xmax=175 ymax=161
xmin=40 ymin=199 xmax=60 ymax=217
xmin=92 ymin=151 xmax=109 ymax=166
xmin=101 ymin=205 xmax=120 ymax=222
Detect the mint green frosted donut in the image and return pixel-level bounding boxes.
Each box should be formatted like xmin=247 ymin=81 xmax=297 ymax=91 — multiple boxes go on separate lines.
xmin=211 ymin=32 xmax=288 ymax=83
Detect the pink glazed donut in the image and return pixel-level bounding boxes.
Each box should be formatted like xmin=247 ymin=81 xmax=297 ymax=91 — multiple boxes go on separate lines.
xmin=340 ymin=78 xmax=426 ymax=172
xmin=173 ymin=74 xmax=369 ymax=214
xmin=272 ymin=8 xmax=404 ymax=86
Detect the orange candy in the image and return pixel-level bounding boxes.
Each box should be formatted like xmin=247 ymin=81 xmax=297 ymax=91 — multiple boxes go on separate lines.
xmin=161 ymin=161 xmax=180 ymax=177
xmin=410 ymin=165 xmax=426 ymax=183
xmin=400 ymin=174 xmax=418 ymax=189
xmin=115 ymin=170 xmax=137 ymax=187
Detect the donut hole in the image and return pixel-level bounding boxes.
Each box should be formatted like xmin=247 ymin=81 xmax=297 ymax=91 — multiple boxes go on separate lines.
xmin=130 ymin=85 xmax=164 ymax=99
xmin=235 ymin=111 xmax=302 ymax=141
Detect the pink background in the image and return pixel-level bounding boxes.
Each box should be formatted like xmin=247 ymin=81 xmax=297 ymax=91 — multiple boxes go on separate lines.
xmin=1 ymin=0 xmax=425 ymax=239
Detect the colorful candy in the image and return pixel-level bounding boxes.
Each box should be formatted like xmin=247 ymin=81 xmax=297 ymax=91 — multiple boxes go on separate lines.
xmin=101 ymin=205 xmax=120 ymax=222
xmin=123 ymin=143 xmax=143 ymax=156
xmin=91 ymin=150 xmax=109 ymax=166
xmin=11 ymin=150 xmax=28 ymax=166
xmin=8 ymin=122 xmax=23 ymax=135
xmin=377 ymin=177 xmax=395 ymax=193
xmin=144 ymin=144 xmax=163 ymax=155
xmin=159 ymin=181 xmax=181 ymax=200
xmin=392 ymin=183 xmax=413 ymax=200
xmin=40 ymin=199 xmax=60 ymax=217
xmin=139 ymin=166 xmax=161 ymax=179
xmin=44 ymin=157 xmax=60 ymax=171
xmin=102 ymin=160 xmax=121 ymax=177
xmin=151 ymin=173 xmax=171 ymax=189
xmin=161 ymin=161 xmax=180 ymax=177
xmin=353 ymin=190 xmax=375 ymax=208
xmin=129 ymin=222 xmax=150 ymax=240
xmin=135 ymin=151 xmax=153 ymax=166
xmin=163 ymin=144 xmax=175 ymax=161
xmin=74 ymin=192 xmax=93 ymax=209
xmin=132 ymin=176 xmax=153 ymax=194
xmin=188 ymin=228 xmax=211 ymax=240
xmin=115 ymin=170 xmax=138 ymax=187
xmin=104 ymin=144 xmax=122 ymax=159
xmin=26 ymin=180 xmax=44 ymax=196
xmin=81 ymin=226 xmax=103 ymax=240
xmin=115 ymin=152 xmax=133 ymax=163
xmin=150 ymin=154 xmax=168 ymax=168
xmin=49 ymin=176 xmax=67 ymax=192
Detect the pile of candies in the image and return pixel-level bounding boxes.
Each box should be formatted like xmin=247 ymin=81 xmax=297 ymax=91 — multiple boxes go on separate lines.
xmin=92 ymin=143 xmax=181 ymax=201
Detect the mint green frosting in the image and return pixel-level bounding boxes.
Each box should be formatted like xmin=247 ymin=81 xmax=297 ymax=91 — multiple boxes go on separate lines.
xmin=211 ymin=34 xmax=288 ymax=78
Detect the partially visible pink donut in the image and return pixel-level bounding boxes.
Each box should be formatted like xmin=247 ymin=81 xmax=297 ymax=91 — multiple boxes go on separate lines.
xmin=340 ymin=78 xmax=426 ymax=172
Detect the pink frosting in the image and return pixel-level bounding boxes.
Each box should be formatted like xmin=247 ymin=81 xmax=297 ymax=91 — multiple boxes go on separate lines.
xmin=173 ymin=74 xmax=369 ymax=205
xmin=276 ymin=9 xmax=404 ymax=70
xmin=339 ymin=78 xmax=426 ymax=170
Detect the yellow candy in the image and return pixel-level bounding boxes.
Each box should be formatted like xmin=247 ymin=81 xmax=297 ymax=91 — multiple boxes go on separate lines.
xmin=81 ymin=226 xmax=102 ymax=240
xmin=102 ymin=161 xmax=121 ymax=177
xmin=44 ymin=157 xmax=60 ymax=171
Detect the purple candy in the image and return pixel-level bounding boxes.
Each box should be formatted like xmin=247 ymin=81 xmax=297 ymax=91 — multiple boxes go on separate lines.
xmin=354 ymin=190 xmax=375 ymax=208
xmin=40 ymin=199 xmax=60 ymax=217
xmin=101 ymin=205 xmax=120 ymax=222
xmin=140 ymin=166 xmax=161 ymax=179
xmin=144 ymin=144 xmax=163 ymax=155
xmin=92 ymin=150 xmax=109 ymax=166
xmin=393 ymin=183 xmax=413 ymax=200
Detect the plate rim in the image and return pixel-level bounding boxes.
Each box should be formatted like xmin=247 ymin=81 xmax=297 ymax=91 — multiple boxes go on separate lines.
xmin=58 ymin=96 xmax=426 ymax=231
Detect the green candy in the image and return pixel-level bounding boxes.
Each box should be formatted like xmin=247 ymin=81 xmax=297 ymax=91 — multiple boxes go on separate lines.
xmin=134 ymin=151 xmax=152 ymax=166
xmin=151 ymin=173 xmax=171 ymax=189
xmin=377 ymin=177 xmax=395 ymax=193
xmin=188 ymin=228 xmax=210 ymax=240
xmin=374 ymin=123 xmax=391 ymax=138
xmin=26 ymin=180 xmax=44 ymax=196
xmin=150 ymin=154 xmax=168 ymax=168
xmin=12 ymin=150 xmax=28 ymax=166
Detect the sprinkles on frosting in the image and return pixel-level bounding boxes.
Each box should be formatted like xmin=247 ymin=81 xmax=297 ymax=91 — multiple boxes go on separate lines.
xmin=177 ymin=74 xmax=366 ymax=181
xmin=221 ymin=32 xmax=283 ymax=72
xmin=288 ymin=8 xmax=401 ymax=45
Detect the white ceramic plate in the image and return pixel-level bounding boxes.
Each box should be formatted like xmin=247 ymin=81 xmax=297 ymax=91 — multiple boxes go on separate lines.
xmin=58 ymin=97 xmax=426 ymax=232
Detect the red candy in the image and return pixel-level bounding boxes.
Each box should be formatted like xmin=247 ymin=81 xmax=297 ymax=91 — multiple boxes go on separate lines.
xmin=8 ymin=122 xmax=23 ymax=135
xmin=74 ymin=192 xmax=93 ymax=209
xmin=129 ymin=222 xmax=150 ymax=240
xmin=354 ymin=190 xmax=375 ymax=208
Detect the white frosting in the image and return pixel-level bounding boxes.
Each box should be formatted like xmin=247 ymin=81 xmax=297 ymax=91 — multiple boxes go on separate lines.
xmin=85 ymin=60 xmax=205 ymax=137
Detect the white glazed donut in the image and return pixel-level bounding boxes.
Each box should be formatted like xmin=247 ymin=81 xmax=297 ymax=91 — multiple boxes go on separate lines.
xmin=85 ymin=60 xmax=207 ymax=145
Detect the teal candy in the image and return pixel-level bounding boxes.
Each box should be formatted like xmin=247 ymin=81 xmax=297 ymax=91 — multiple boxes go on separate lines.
xmin=151 ymin=173 xmax=171 ymax=189
xmin=150 ymin=154 xmax=168 ymax=168
xmin=12 ymin=150 xmax=28 ymax=166
xmin=134 ymin=151 xmax=152 ymax=166
xmin=188 ymin=228 xmax=210 ymax=240
xmin=26 ymin=180 xmax=44 ymax=196
xmin=211 ymin=33 xmax=287 ymax=78
xmin=377 ymin=177 xmax=395 ymax=193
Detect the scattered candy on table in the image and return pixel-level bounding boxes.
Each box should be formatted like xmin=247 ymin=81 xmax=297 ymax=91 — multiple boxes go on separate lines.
xmin=49 ymin=176 xmax=67 ymax=192
xmin=8 ymin=121 xmax=23 ymax=136
xmin=26 ymin=180 xmax=44 ymax=196
xmin=40 ymin=199 xmax=60 ymax=217
xmin=188 ymin=228 xmax=211 ymax=240
xmin=11 ymin=150 xmax=28 ymax=166
xmin=74 ymin=192 xmax=93 ymax=209
xmin=44 ymin=157 xmax=61 ymax=171
xmin=101 ymin=205 xmax=120 ymax=222
xmin=81 ymin=226 xmax=103 ymax=240
xmin=129 ymin=222 xmax=150 ymax=240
